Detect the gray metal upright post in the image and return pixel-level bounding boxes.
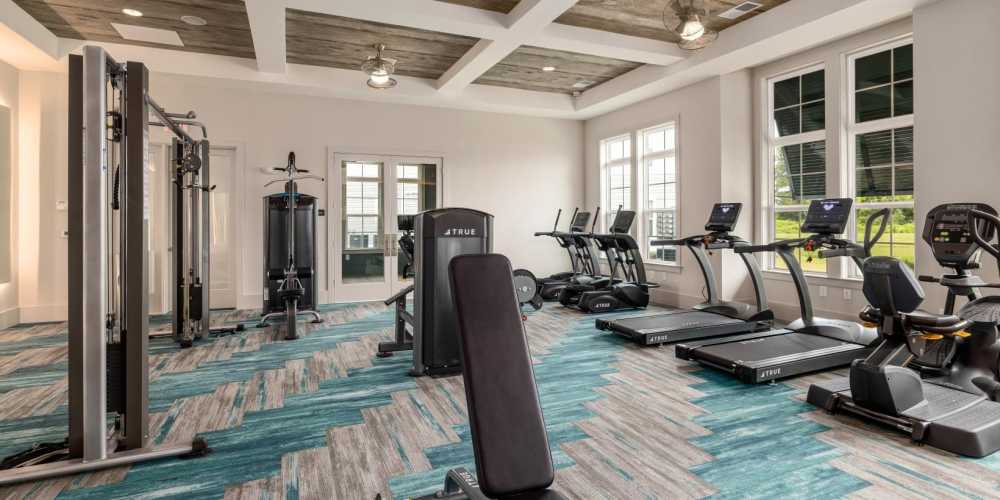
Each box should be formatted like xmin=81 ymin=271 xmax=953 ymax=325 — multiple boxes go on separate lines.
xmin=78 ymin=45 xmax=110 ymax=461
xmin=200 ymin=140 xmax=211 ymax=335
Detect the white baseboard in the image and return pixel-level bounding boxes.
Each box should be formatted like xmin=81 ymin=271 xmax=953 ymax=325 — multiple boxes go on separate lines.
xmin=0 ymin=306 xmax=19 ymax=329
xmin=19 ymin=304 xmax=68 ymax=324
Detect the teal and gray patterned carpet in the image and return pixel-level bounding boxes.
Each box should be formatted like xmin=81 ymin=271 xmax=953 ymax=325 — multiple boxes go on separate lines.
xmin=0 ymin=302 xmax=998 ymax=499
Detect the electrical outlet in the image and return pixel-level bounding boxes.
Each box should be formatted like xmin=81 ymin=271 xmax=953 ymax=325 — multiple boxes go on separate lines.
xmin=819 ymin=285 xmax=828 ymax=298
xmin=843 ymin=289 xmax=853 ymax=301
xmin=56 ymin=201 xmax=68 ymax=211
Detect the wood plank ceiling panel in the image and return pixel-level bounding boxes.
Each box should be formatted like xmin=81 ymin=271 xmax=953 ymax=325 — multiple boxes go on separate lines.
xmin=286 ymin=10 xmax=479 ymax=80
xmin=556 ymin=0 xmax=792 ymax=43
xmin=475 ymin=46 xmax=641 ymax=95
xmin=13 ymin=0 xmax=255 ymax=59
xmin=437 ymin=0 xmax=791 ymax=43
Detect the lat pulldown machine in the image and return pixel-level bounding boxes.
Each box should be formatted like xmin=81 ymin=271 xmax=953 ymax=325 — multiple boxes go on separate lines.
xmin=0 ymin=46 xmax=207 ymax=486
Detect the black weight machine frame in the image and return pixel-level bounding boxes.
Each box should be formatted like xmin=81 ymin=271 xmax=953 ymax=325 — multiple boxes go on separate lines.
xmin=257 ymin=152 xmax=324 ymax=338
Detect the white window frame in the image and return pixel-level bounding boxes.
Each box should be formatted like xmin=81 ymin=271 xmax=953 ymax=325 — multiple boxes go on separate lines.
xmin=637 ymin=122 xmax=680 ymax=266
xmin=599 ymin=133 xmax=633 ymax=232
xmin=844 ymin=37 xmax=915 ymax=277
xmin=763 ymin=63 xmax=828 ymax=274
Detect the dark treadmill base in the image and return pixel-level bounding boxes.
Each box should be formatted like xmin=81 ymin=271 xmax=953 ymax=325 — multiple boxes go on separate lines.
xmin=808 ymin=378 xmax=1000 ymax=457
xmin=677 ymin=330 xmax=874 ymax=383
xmin=597 ymin=310 xmax=757 ymax=346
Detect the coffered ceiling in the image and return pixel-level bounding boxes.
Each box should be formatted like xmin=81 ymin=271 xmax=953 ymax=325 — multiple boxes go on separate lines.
xmin=3 ymin=0 xmax=926 ymax=119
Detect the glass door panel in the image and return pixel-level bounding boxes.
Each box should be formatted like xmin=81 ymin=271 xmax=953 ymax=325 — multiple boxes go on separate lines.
xmin=342 ymin=160 xmax=385 ymax=282
xmin=393 ymin=162 xmax=439 ymax=290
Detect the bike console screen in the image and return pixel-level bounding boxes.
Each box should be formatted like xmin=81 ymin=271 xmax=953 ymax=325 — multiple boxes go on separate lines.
xmin=801 ymin=198 xmax=852 ymax=235
xmin=922 ymin=203 xmax=997 ymax=267
xmin=705 ymin=203 xmax=742 ymax=232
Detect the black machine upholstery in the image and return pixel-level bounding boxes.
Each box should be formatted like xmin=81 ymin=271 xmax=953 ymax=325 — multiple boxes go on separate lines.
xmin=861 ymin=257 xmax=925 ymax=316
xmin=448 ymin=254 xmax=563 ymax=499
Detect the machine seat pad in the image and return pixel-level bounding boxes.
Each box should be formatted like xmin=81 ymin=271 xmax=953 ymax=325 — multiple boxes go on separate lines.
xmin=449 ymin=254 xmax=556 ymax=498
xmin=906 ymin=310 xmax=962 ymax=328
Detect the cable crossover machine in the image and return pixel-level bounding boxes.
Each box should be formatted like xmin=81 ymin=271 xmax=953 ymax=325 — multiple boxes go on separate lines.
xmin=0 ymin=46 xmax=209 ymax=485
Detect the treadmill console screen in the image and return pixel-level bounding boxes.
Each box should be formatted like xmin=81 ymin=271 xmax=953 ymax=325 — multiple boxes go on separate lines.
xmin=705 ymin=203 xmax=742 ymax=232
xmin=922 ymin=203 xmax=997 ymax=267
xmin=610 ymin=210 xmax=637 ymax=234
xmin=801 ymin=198 xmax=852 ymax=234
xmin=570 ymin=211 xmax=591 ymax=232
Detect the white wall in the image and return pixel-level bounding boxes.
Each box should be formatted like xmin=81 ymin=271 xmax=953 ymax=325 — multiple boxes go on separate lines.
xmin=913 ymin=0 xmax=1000 ymax=310
xmin=15 ymin=69 xmax=584 ymax=320
xmin=584 ymin=76 xmax=757 ymax=308
xmin=0 ymin=59 xmax=16 ymax=328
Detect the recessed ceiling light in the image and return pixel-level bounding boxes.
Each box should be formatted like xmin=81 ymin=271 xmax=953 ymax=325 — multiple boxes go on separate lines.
xmin=122 ymin=8 xmax=143 ymax=17
xmin=181 ymin=15 xmax=208 ymax=26
xmin=542 ymin=66 xmax=556 ymax=72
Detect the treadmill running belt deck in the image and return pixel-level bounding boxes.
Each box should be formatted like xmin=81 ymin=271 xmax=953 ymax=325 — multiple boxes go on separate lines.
xmin=600 ymin=311 xmax=752 ymax=346
xmin=685 ymin=332 xmax=872 ymax=383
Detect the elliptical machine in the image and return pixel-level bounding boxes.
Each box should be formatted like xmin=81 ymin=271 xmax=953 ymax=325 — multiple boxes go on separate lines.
xmin=257 ymin=152 xmax=324 ymax=339
xmin=808 ymin=203 xmax=1000 ymax=457
xmin=533 ymin=208 xmax=600 ymax=300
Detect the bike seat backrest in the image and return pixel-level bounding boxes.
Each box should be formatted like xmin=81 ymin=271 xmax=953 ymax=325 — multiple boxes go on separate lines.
xmin=862 ymin=256 xmax=924 ymax=317
xmin=448 ymin=254 xmax=555 ymax=497
xmin=862 ymin=257 xmax=969 ymax=334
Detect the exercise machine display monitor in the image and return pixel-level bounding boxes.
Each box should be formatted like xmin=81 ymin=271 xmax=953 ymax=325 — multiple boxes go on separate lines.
xmin=676 ymin=198 xmax=889 ymax=384
xmin=596 ymin=203 xmax=774 ymax=346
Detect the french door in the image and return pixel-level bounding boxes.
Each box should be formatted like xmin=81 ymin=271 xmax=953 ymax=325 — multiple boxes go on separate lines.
xmin=330 ymin=154 xmax=442 ymax=303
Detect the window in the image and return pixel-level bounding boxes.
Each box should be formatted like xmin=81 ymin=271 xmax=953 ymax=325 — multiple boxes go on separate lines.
xmin=767 ymin=67 xmax=827 ymax=274
xmin=849 ymin=41 xmax=914 ymax=271
xmin=600 ymin=134 xmax=632 ymax=230
xmin=343 ymin=162 xmax=382 ymax=251
xmin=396 ymin=164 xmax=436 ymax=215
xmin=641 ymin=124 xmax=678 ymax=264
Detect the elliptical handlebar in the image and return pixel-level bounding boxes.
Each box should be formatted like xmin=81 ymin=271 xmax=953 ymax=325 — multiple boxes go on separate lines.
xmin=969 ymin=209 xmax=1000 ymax=261
xmin=863 ymin=208 xmax=891 ymax=255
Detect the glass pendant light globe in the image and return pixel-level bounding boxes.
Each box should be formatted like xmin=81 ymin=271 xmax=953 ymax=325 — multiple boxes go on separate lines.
xmin=679 ymin=15 xmax=705 ymax=41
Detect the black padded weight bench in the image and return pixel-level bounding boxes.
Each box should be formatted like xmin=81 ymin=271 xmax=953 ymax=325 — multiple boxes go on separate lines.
xmin=417 ymin=254 xmax=566 ymax=500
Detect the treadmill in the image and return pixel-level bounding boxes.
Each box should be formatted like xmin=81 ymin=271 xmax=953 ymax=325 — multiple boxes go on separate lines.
xmin=596 ymin=203 xmax=774 ymax=346
xmin=675 ymin=198 xmax=890 ymax=383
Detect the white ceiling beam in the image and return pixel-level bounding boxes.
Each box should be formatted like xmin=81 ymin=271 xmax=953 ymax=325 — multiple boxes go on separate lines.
xmin=56 ymin=40 xmax=578 ymax=119
xmin=436 ymin=0 xmax=578 ymax=93
xmin=575 ymin=0 xmax=934 ymax=118
xmin=245 ymin=0 xmax=287 ymax=73
xmin=0 ymin=0 xmax=60 ymax=69
xmin=530 ymin=24 xmax=686 ymax=66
